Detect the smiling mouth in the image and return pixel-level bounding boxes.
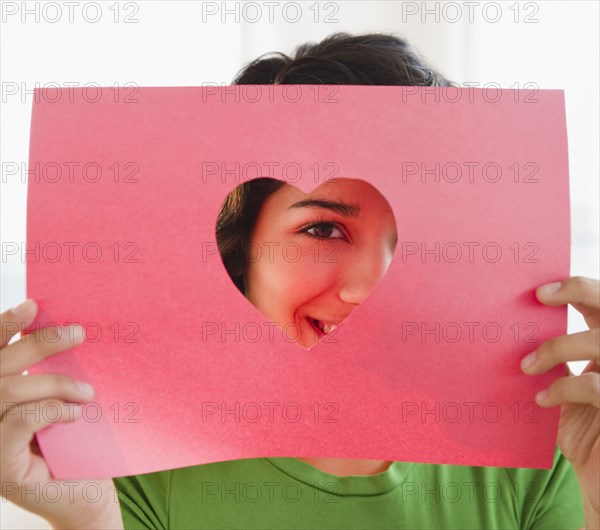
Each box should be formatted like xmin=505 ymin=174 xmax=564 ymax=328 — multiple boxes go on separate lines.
xmin=307 ymin=317 xmax=338 ymax=337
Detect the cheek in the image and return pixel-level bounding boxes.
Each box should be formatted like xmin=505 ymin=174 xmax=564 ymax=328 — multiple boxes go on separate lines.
xmin=246 ymin=251 xmax=338 ymax=315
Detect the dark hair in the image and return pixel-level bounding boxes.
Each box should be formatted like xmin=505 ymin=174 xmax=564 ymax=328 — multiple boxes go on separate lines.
xmin=217 ymin=32 xmax=453 ymax=293
xmin=232 ymin=32 xmax=452 ymax=86
xmin=216 ymin=178 xmax=285 ymax=293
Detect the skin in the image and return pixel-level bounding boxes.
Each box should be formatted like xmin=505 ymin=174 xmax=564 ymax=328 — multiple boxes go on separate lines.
xmin=522 ymin=277 xmax=600 ymax=529
xmin=244 ymin=178 xmax=398 ymax=351
xmin=0 ymin=178 xmax=597 ymax=526
xmin=0 ymin=304 xmax=123 ymax=529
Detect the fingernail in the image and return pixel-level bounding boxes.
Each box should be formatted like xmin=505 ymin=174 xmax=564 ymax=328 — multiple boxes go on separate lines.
xmin=10 ymin=300 xmax=32 ymax=317
xmin=75 ymin=381 xmax=94 ymax=398
xmin=538 ymin=282 xmax=562 ymax=296
xmin=521 ymin=351 xmax=538 ymax=372
xmin=68 ymin=404 xmax=82 ymax=418
xmin=535 ymin=389 xmax=548 ymax=404
xmin=61 ymin=325 xmax=85 ymax=343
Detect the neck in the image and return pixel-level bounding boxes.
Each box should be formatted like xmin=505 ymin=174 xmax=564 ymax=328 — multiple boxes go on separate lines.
xmin=296 ymin=457 xmax=392 ymax=476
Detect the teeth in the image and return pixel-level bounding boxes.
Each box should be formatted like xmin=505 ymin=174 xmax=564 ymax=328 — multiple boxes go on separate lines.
xmin=310 ymin=318 xmax=338 ymax=336
xmin=321 ymin=322 xmax=337 ymax=335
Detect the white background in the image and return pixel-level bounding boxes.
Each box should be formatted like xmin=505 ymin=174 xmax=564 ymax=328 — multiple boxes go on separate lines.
xmin=1 ymin=1 xmax=599 ymax=527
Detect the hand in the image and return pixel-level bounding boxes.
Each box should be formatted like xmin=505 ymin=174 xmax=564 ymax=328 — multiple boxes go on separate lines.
xmin=520 ymin=276 xmax=599 ymax=526
xmin=0 ymin=300 xmax=124 ymax=529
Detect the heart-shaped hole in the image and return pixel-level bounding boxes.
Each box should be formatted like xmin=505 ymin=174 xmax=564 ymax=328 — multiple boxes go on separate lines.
xmin=216 ymin=178 xmax=398 ymax=350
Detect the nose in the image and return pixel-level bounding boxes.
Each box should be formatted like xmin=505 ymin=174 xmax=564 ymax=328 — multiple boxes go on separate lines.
xmin=337 ymin=248 xmax=392 ymax=305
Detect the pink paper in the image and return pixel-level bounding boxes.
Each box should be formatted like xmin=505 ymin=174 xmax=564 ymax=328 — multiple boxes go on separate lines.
xmin=25 ymin=86 xmax=569 ymax=479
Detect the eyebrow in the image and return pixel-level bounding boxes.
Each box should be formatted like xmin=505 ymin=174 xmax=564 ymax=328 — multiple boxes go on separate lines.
xmin=287 ymin=199 xmax=361 ymax=218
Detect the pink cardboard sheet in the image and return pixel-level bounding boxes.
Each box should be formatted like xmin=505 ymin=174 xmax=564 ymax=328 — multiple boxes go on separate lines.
xmin=25 ymin=86 xmax=569 ymax=479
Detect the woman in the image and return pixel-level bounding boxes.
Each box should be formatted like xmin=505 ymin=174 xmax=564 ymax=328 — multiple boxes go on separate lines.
xmin=1 ymin=32 xmax=597 ymax=529
xmin=216 ymin=177 xmax=398 ymax=351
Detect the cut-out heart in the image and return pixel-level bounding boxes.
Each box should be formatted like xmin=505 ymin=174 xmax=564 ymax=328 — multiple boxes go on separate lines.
xmin=216 ymin=178 xmax=398 ymax=350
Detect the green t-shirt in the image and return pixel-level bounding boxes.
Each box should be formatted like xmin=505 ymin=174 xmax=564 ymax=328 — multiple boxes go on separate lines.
xmin=113 ymin=446 xmax=584 ymax=529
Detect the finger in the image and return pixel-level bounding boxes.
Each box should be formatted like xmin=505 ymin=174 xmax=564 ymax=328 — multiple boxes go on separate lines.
xmin=0 ymin=300 xmax=37 ymax=348
xmin=536 ymin=276 xmax=600 ymax=311
xmin=0 ymin=373 xmax=95 ymax=416
xmin=0 ymin=400 xmax=82 ymax=434
xmin=535 ymin=372 xmax=600 ymax=408
xmin=521 ymin=328 xmax=600 ymax=374
xmin=581 ymin=358 xmax=600 ymax=374
xmin=0 ymin=399 xmax=82 ymax=471
xmin=0 ymin=324 xmax=85 ymax=377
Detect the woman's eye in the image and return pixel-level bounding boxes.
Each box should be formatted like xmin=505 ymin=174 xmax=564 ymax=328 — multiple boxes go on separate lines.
xmin=304 ymin=222 xmax=346 ymax=240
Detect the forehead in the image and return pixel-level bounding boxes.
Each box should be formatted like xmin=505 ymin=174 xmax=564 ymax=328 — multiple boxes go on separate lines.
xmin=274 ymin=178 xmax=391 ymax=207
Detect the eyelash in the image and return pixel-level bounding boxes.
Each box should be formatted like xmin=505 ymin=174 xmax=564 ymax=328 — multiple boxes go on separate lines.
xmin=298 ymin=217 xmax=350 ymax=242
